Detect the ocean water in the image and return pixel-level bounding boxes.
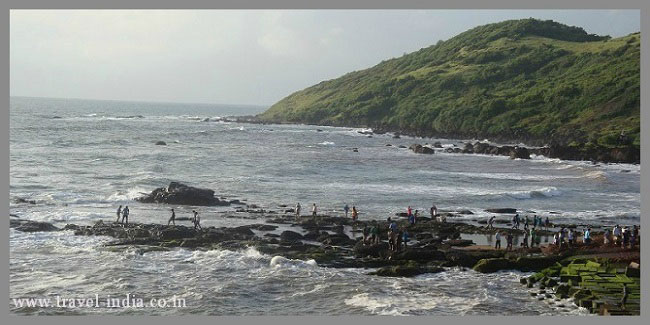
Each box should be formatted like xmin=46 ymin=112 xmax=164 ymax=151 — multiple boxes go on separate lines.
xmin=9 ymin=96 xmax=638 ymax=315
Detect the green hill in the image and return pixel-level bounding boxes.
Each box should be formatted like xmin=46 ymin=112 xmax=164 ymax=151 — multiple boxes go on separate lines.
xmin=259 ymin=19 xmax=640 ymax=149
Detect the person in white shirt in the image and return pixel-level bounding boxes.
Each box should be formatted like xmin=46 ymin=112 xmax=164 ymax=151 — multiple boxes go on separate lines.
xmin=312 ymin=203 xmax=317 ymax=217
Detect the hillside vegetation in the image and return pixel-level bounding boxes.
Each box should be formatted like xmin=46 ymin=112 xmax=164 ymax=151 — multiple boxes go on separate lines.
xmin=259 ymin=19 xmax=640 ymax=149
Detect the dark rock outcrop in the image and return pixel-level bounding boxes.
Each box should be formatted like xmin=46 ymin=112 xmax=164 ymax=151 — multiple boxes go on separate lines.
xmin=510 ymin=147 xmax=531 ymax=159
xmin=409 ymin=144 xmax=435 ymax=154
xmin=10 ymin=219 xmax=60 ymax=232
xmin=485 ymin=208 xmax=517 ymax=214
xmin=155 ymin=141 xmax=167 ymax=145
xmin=135 ymin=182 xmax=229 ymax=206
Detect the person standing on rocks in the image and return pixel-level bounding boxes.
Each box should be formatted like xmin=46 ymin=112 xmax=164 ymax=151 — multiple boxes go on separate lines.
xmin=168 ymin=208 xmax=176 ymax=226
xmin=407 ymin=206 xmax=413 ymax=219
xmin=430 ymin=204 xmax=437 ymax=218
xmin=362 ymin=225 xmax=370 ymax=244
xmin=529 ymin=228 xmax=536 ymax=247
xmin=506 ymin=232 xmax=513 ymax=251
xmin=312 ymin=203 xmax=317 ymax=217
xmin=121 ymin=206 xmax=129 ymax=224
xmin=116 ymin=205 xmax=122 ymax=223
xmin=351 ymin=206 xmax=358 ymax=221
xmin=494 ymin=232 xmax=502 ymax=250
xmin=295 ymin=203 xmax=301 ymax=219
xmin=402 ymin=229 xmax=410 ymax=248
xmin=583 ymin=228 xmax=591 ymax=245
xmin=344 ymin=204 xmax=350 ymax=218
xmin=545 ymin=216 xmax=550 ymax=230
xmin=622 ymin=227 xmax=630 ymax=249
xmin=192 ymin=210 xmax=201 ymax=230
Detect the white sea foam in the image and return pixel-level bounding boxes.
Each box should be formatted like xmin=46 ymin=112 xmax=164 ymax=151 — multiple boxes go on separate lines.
xmin=270 ymin=256 xmax=318 ymax=268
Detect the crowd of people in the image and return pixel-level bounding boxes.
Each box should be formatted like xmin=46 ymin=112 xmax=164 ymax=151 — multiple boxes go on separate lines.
xmin=114 ymin=202 xmax=639 ymax=254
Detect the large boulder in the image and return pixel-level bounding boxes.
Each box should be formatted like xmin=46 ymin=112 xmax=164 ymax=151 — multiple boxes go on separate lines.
xmin=10 ymin=219 xmax=60 ymax=232
xmin=280 ymin=230 xmax=304 ymax=242
xmin=391 ymin=248 xmax=445 ymax=261
xmin=135 ymin=182 xmax=229 ymax=206
xmin=353 ymin=241 xmax=389 ymax=258
xmin=485 ymin=208 xmax=517 ymax=214
xmin=510 ymin=147 xmax=531 ymax=159
xmin=409 ymin=144 xmax=435 ymax=154
xmin=473 ymin=258 xmax=517 ymax=273
xmin=156 ymin=226 xmax=196 ymax=240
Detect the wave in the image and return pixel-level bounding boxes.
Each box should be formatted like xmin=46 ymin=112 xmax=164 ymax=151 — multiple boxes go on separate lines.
xmin=506 ymin=187 xmax=563 ymax=200
xmin=318 ymin=141 xmax=335 ymax=146
xmin=269 ymin=256 xmax=318 ymax=268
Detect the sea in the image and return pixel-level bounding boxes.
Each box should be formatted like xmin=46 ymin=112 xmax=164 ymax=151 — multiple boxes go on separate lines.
xmin=9 ymin=96 xmax=640 ymax=315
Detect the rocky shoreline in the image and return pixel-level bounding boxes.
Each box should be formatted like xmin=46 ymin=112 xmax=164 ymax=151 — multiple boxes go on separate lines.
xmin=230 ymin=116 xmax=640 ymax=164
xmin=10 ymin=211 xmax=640 ymax=315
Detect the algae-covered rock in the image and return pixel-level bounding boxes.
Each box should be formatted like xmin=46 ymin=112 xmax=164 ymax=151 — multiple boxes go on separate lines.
xmin=369 ymin=261 xmax=444 ymax=277
xmin=472 ymin=258 xmax=517 ymax=273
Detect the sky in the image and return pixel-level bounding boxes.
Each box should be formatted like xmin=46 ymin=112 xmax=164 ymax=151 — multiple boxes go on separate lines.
xmin=10 ymin=10 xmax=640 ymax=106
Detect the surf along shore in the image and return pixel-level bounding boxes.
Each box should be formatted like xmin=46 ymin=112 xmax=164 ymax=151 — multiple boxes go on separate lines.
xmin=11 ymin=186 xmax=640 ymax=315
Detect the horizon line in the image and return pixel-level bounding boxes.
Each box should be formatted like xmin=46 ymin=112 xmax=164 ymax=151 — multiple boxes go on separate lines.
xmin=10 ymin=95 xmax=272 ymax=108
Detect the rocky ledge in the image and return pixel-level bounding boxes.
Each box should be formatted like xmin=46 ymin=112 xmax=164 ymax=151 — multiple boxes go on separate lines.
xmin=520 ymin=258 xmax=640 ymax=315
xmin=10 ymin=214 xmax=621 ymax=278
xmin=135 ymin=182 xmax=236 ymax=206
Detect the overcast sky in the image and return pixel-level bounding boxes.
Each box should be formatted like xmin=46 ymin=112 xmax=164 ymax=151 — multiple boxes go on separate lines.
xmin=10 ymin=10 xmax=640 ymax=106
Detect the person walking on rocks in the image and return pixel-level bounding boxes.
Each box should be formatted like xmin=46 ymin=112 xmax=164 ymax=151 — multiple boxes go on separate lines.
xmin=370 ymin=224 xmax=379 ymax=244
xmin=512 ymin=214 xmax=519 ymax=229
xmin=295 ymin=203 xmax=301 ymax=219
xmin=522 ymin=230 xmax=529 ymax=248
xmin=494 ymin=232 xmax=501 ymax=250
xmin=116 ymin=205 xmax=122 ymax=223
xmin=192 ymin=210 xmax=201 ymax=230
xmin=168 ymin=208 xmax=176 ymax=226
xmin=121 ymin=206 xmax=129 ymax=224
xmin=312 ymin=203 xmax=317 ymax=217
xmin=488 ymin=216 xmax=496 ymax=230
xmin=344 ymin=204 xmax=350 ymax=218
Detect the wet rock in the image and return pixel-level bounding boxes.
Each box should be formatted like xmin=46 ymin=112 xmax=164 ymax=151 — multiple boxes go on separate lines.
xmin=485 ymin=208 xmax=517 ymax=214
xmin=14 ymin=197 xmax=37 ymax=205
xmin=369 ymin=261 xmax=443 ymax=277
xmin=280 ymin=230 xmax=304 ymax=241
xmin=510 ymin=147 xmax=531 ymax=159
xmin=353 ymin=241 xmax=389 ymax=258
xmin=155 ymin=141 xmax=167 ymax=145
xmin=409 ymin=144 xmax=435 ymax=154
xmin=135 ymin=182 xmax=229 ymax=206
xmin=391 ymin=248 xmax=445 ymax=261
xmin=10 ymin=219 xmax=60 ymax=232
xmin=433 ymin=141 xmax=443 ymax=148
xmin=473 ymin=258 xmax=517 ymax=273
